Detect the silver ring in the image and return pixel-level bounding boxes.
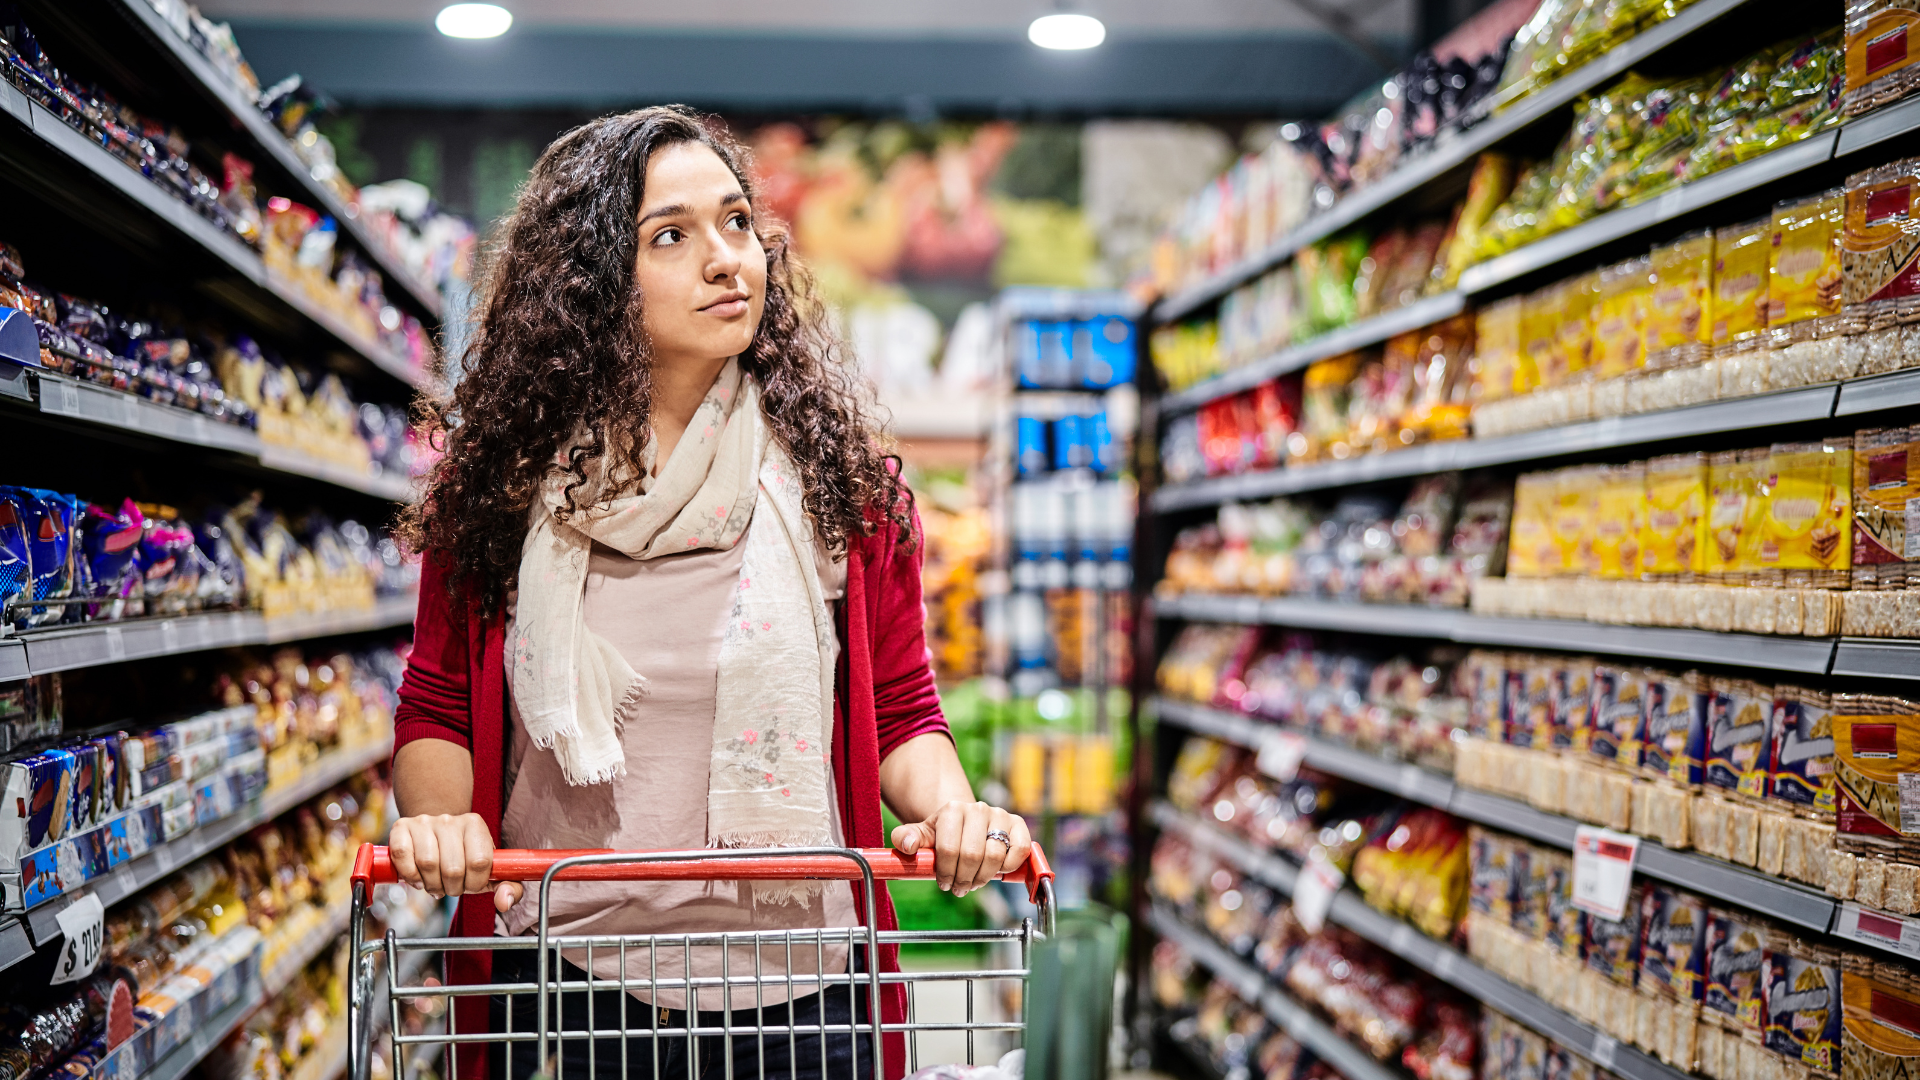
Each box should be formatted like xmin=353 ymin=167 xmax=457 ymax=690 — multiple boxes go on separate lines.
xmin=985 ymin=829 xmax=1012 ymax=848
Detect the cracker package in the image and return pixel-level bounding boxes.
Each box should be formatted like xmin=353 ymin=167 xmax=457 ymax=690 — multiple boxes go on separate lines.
xmin=1551 ymin=466 xmax=1600 ymax=577
xmin=1706 ymin=449 xmax=1769 ymax=581
xmin=1545 ymin=851 xmax=1583 ymax=958
xmin=1513 ymin=844 xmax=1554 ymax=939
xmin=1761 ymin=941 xmax=1841 ymax=1073
xmin=1469 ymin=826 xmax=1517 ymax=922
xmin=1519 ymin=283 xmax=1560 ymax=391
xmin=1467 ymin=650 xmax=1512 ymax=741
xmin=1557 ymin=658 xmax=1595 ymax=754
xmin=1475 ymin=294 xmax=1526 ymax=403
xmin=1702 ymin=907 xmax=1768 ymax=1032
xmin=1593 ymin=257 xmax=1650 ymax=380
xmin=1769 ymin=188 xmax=1847 ymax=345
xmin=1639 ymin=885 xmax=1709 ymax=1001
xmin=1518 ymin=656 xmax=1556 ymax=750
xmin=1590 ymin=663 xmax=1647 ymax=769
xmin=1553 ymin=270 xmax=1600 ymax=384
xmin=1509 ymin=472 xmax=1557 ymax=578
xmin=1592 ymin=462 xmax=1645 ymax=580
xmin=1841 ymin=955 xmax=1920 ymax=1080
xmin=1712 ymin=217 xmax=1773 ymax=354
xmin=1641 ymin=452 xmax=1707 ymax=578
xmin=1843 ymin=157 xmax=1920 ymax=330
xmin=1705 ymin=677 xmax=1774 ymax=799
xmin=1844 ymin=0 xmax=1920 ymax=114
xmin=1770 ymin=686 xmax=1837 ymax=816
xmin=1645 ymin=669 xmax=1707 ymax=787
xmin=1833 ymin=693 xmax=1920 ymax=841
xmin=1758 ymin=441 xmax=1853 ymax=585
xmin=1584 ymin=883 xmax=1647 ymax=986
xmin=1851 ymin=426 xmax=1919 ymax=589
xmin=1646 ymin=230 xmax=1714 ymax=369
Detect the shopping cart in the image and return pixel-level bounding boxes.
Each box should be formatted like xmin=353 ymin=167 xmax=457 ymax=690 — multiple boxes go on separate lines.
xmin=348 ymin=843 xmax=1055 ymax=1080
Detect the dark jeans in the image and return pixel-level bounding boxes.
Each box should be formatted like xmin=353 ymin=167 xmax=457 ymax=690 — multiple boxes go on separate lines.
xmin=488 ymin=947 xmax=877 ymax=1080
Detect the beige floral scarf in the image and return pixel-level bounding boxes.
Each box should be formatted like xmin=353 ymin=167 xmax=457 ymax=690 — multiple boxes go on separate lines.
xmin=509 ymin=358 xmax=836 ymax=892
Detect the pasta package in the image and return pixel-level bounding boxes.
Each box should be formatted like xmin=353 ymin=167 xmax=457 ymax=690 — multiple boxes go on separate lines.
xmin=1833 ymin=694 xmax=1920 ymax=840
xmin=1712 ymin=218 xmax=1773 ymax=354
xmin=1771 ymin=686 xmax=1837 ymax=817
xmin=1592 ymin=462 xmax=1645 ymax=580
xmin=1592 ymin=257 xmax=1650 ymax=380
xmin=1645 ymin=229 xmax=1713 ymax=369
xmin=1645 ymin=669 xmax=1707 ymax=787
xmin=1843 ymin=157 xmax=1920 ymax=330
xmin=1761 ymin=942 xmax=1842 ymax=1073
xmin=1758 ymin=442 xmax=1853 ymax=584
xmin=1589 ymin=664 xmax=1647 ymax=770
xmin=1474 ymin=295 xmax=1526 ymax=403
xmin=1702 ymin=907 xmax=1768 ymax=1032
xmin=1841 ymin=956 xmax=1920 ymax=1080
xmin=1852 ymin=426 xmax=1919 ymax=589
xmin=1769 ymin=188 xmax=1847 ymax=345
xmin=1705 ymin=677 xmax=1773 ymax=799
xmin=1641 ymin=452 xmax=1707 ymax=577
xmin=1638 ymin=885 xmax=1709 ymax=1002
xmin=1844 ymin=0 xmax=1920 ymax=114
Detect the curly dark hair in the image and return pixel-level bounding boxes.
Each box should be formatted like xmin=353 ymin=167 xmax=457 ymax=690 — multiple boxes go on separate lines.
xmin=400 ymin=105 xmax=909 ymax=614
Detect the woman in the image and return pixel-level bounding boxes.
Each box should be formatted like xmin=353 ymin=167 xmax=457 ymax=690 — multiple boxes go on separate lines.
xmin=388 ymin=106 xmax=1030 ymax=1080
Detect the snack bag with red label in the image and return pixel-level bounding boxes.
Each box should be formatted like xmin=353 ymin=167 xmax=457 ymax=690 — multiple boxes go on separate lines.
xmin=1844 ymin=0 xmax=1920 ymax=115
xmin=1833 ymin=694 xmax=1920 ymax=841
xmin=1852 ymin=426 xmax=1919 ymax=589
xmin=1843 ymin=157 xmax=1920 ymax=330
xmin=1842 ymin=954 xmax=1920 ymax=1080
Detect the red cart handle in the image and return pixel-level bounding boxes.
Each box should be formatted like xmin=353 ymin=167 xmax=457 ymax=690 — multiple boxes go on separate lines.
xmin=352 ymin=842 xmax=1055 ymax=905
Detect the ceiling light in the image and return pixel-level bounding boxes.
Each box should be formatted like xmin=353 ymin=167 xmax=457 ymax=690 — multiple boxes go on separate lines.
xmin=436 ymin=3 xmax=512 ymax=38
xmin=1028 ymin=13 xmax=1105 ymax=50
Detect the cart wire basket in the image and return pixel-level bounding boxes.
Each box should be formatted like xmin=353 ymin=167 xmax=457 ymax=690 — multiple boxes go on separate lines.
xmin=348 ymin=843 xmax=1055 ymax=1080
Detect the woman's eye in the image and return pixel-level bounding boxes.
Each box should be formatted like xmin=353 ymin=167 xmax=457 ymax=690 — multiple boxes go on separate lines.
xmin=726 ymin=213 xmax=751 ymax=232
xmin=652 ymin=227 xmax=683 ymax=246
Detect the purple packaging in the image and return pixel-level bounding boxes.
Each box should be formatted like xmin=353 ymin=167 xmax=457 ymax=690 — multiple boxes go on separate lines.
xmin=66 ymin=741 xmax=98 ymax=833
xmin=1642 ymin=670 xmax=1706 ymax=786
xmin=1769 ymin=686 xmax=1835 ymax=814
xmin=1703 ymin=907 xmax=1767 ymax=1029
xmin=80 ymin=500 xmax=144 ymax=615
xmin=1704 ymin=677 xmax=1770 ymax=797
xmin=1637 ymin=885 xmax=1708 ymax=1001
xmin=1582 ymin=882 xmax=1645 ymax=987
xmin=1588 ymin=664 xmax=1647 ymax=769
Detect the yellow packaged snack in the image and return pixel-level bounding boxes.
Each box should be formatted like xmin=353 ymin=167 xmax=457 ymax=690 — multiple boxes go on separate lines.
xmin=1758 ymin=441 xmax=1853 ymax=584
xmin=1551 ymin=465 xmax=1601 ymax=577
xmin=1706 ymin=449 xmax=1768 ymax=580
xmin=1712 ymin=218 xmax=1772 ymax=354
xmin=1843 ymin=0 xmax=1920 ymax=115
xmin=1641 ymin=452 xmax=1707 ymax=578
xmin=1520 ymin=282 xmax=1562 ymax=389
xmin=1474 ymin=295 xmax=1526 ymax=402
xmin=1439 ymin=154 xmax=1517 ymax=290
xmin=1509 ymin=471 xmax=1558 ymax=577
xmin=1552 ymin=270 xmax=1600 ymax=384
xmin=1841 ymin=957 xmax=1920 ymax=1080
xmin=1842 ymin=156 xmax=1920 ymax=330
xmin=1592 ymin=462 xmax=1645 ymax=580
xmin=1592 ymin=257 xmax=1651 ymax=380
xmin=1645 ymin=230 xmax=1713 ymax=369
xmin=1769 ymin=188 xmax=1846 ymax=345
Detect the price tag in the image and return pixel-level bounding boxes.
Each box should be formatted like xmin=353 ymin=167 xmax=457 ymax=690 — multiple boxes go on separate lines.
xmin=1388 ymin=922 xmax=1415 ymax=954
xmin=1592 ymin=1033 xmax=1618 ymax=1070
xmin=1835 ymin=903 xmax=1920 ymax=959
xmin=1292 ymin=855 xmax=1343 ymax=933
xmin=1256 ymin=732 xmax=1307 ymax=782
xmin=102 ymin=627 xmax=125 ymax=662
xmin=1571 ymin=826 xmax=1640 ymax=921
xmin=41 ymin=379 xmax=80 ymax=417
xmin=50 ymin=891 xmax=105 ymax=985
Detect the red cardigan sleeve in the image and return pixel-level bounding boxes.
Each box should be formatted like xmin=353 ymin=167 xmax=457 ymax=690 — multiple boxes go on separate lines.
xmin=394 ymin=552 xmax=475 ymax=751
xmin=868 ymin=508 xmax=950 ymax=761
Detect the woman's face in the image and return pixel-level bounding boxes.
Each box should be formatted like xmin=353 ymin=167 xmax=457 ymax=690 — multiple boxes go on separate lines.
xmin=632 ymin=141 xmax=767 ymax=367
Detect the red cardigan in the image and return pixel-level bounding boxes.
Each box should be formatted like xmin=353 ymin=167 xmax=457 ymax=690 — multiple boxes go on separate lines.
xmin=392 ymin=510 xmax=946 ymax=1080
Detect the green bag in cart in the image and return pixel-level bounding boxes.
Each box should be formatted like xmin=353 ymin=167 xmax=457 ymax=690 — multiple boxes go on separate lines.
xmin=1023 ymin=905 xmax=1125 ymax=1080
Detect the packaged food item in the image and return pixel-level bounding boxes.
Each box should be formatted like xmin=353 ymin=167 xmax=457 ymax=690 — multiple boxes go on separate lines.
xmin=1702 ymin=907 xmax=1768 ymax=1032
xmin=1770 ymin=686 xmax=1836 ymax=816
xmin=1519 ymin=283 xmax=1561 ymax=390
xmin=1517 ymin=656 xmax=1555 ymax=750
xmin=1705 ymin=450 xmax=1769 ymax=581
xmin=1833 ymin=693 xmax=1920 ymax=841
xmin=1592 ymin=257 xmax=1650 ymax=380
xmin=1759 ymin=441 xmax=1852 ymax=584
xmin=1438 ymin=154 xmax=1516 ymax=290
xmin=1592 ymin=462 xmax=1644 ymax=580
xmin=1712 ymin=218 xmax=1772 ymax=354
xmin=1844 ymin=0 xmax=1920 ymax=114
xmin=1769 ymin=188 xmax=1846 ymax=345
xmin=1644 ymin=669 xmax=1706 ymax=787
xmin=1841 ymin=954 xmax=1920 ymax=1080
xmin=1551 ymin=466 xmax=1600 ymax=577
xmin=1584 ymin=883 xmax=1647 ymax=986
xmin=1761 ymin=941 xmax=1841 ymax=1072
xmin=1640 ymin=452 xmax=1707 ymax=578
xmin=0 ymin=750 xmax=74 ymax=868
xmin=1843 ymin=156 xmax=1920 ymax=331
xmin=1468 ymin=826 xmax=1517 ymax=924
xmin=1645 ymin=230 xmax=1714 ymax=369
xmin=1639 ymin=886 xmax=1709 ymax=1001
xmin=1705 ymin=677 xmax=1772 ymax=798
xmin=1473 ymin=294 xmax=1526 ymax=403
xmin=1589 ymin=664 xmax=1647 ymax=769
xmin=1507 ymin=472 xmax=1556 ymax=578
xmin=1852 ymin=426 xmax=1919 ymax=589
xmin=1552 ymin=270 xmax=1600 ymax=385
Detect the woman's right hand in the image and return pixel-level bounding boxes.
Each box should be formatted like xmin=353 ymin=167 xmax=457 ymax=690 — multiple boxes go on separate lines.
xmin=387 ymin=813 xmax=524 ymax=912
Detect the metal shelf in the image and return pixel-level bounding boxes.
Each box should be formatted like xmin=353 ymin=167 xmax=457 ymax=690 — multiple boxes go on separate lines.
xmin=1149 ymin=381 xmax=1842 ymax=512
xmin=1152 ymin=593 xmax=1842 ymax=675
xmin=256 ymin=445 xmax=414 ymax=501
xmin=1151 ymin=0 xmax=1760 ymax=323
xmin=6 ymin=593 xmax=416 ymax=676
xmin=1829 ymin=638 xmax=1920 ymax=682
xmin=100 ymin=0 xmax=442 ymax=319
xmin=1160 ymin=292 xmax=1465 ymax=415
xmin=0 ymin=80 xmax=427 ymax=390
xmin=1151 ymin=698 xmax=1840 ymax=931
xmin=1146 ymin=905 xmax=1408 ymax=1080
xmin=1151 ymin=804 xmax=1687 ymax=1080
xmin=145 ymin=983 xmax=258 ymax=1080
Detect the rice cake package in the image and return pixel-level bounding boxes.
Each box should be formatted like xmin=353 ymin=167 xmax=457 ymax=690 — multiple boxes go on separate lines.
xmin=1713 ymin=218 xmax=1774 ymax=355
xmin=1758 ymin=442 xmax=1853 ymax=586
xmin=1851 ymin=426 xmax=1919 ymax=590
xmin=1584 ymin=882 xmax=1647 ymax=986
xmin=1841 ymin=954 xmax=1920 ymax=1080
xmin=1706 ymin=677 xmax=1774 ymax=798
xmin=1593 ymin=257 xmax=1651 ymax=381
xmin=1833 ymin=693 xmax=1920 ymax=841
xmin=1844 ymin=157 xmax=1920 ymax=330
xmin=1639 ymin=886 xmax=1709 ymax=1002
xmin=1770 ymin=189 xmax=1848 ymax=346
xmin=1771 ymin=686 xmax=1837 ymax=816
xmin=1589 ymin=663 xmax=1648 ymax=769
xmin=1703 ymin=907 xmax=1768 ymax=1032
xmin=1646 ymin=230 xmax=1714 ymax=369
xmin=1645 ymin=669 xmax=1707 ymax=787
xmin=1761 ymin=941 xmax=1841 ymax=1073
xmin=1593 ymin=463 xmax=1645 ymax=581
xmin=1641 ymin=453 xmax=1708 ymax=578
xmin=1845 ymin=0 xmax=1920 ymax=114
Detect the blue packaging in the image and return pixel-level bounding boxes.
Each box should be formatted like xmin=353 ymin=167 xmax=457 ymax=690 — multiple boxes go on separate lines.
xmin=1082 ymin=316 xmax=1136 ymax=388
xmin=66 ymin=741 xmax=99 ymax=833
xmin=81 ymin=500 xmax=143 ymax=611
xmin=1036 ymin=322 xmax=1073 ymax=388
xmin=2 ymin=488 xmax=78 ymax=628
xmin=1014 ymin=322 xmax=1045 ymax=389
xmin=1051 ymin=415 xmax=1083 ymax=471
xmin=0 ymin=491 xmax=27 ymax=629
xmin=1642 ymin=670 xmax=1707 ymax=786
xmin=1016 ymin=416 xmax=1048 ymax=477
xmin=1087 ymin=411 xmax=1115 ymax=475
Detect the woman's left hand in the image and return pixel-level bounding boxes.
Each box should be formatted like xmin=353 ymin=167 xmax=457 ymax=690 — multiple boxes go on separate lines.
xmin=889 ymin=799 xmax=1032 ymax=898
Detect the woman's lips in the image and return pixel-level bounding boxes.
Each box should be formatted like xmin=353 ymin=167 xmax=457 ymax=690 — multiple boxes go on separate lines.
xmin=703 ymin=298 xmax=749 ymax=318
